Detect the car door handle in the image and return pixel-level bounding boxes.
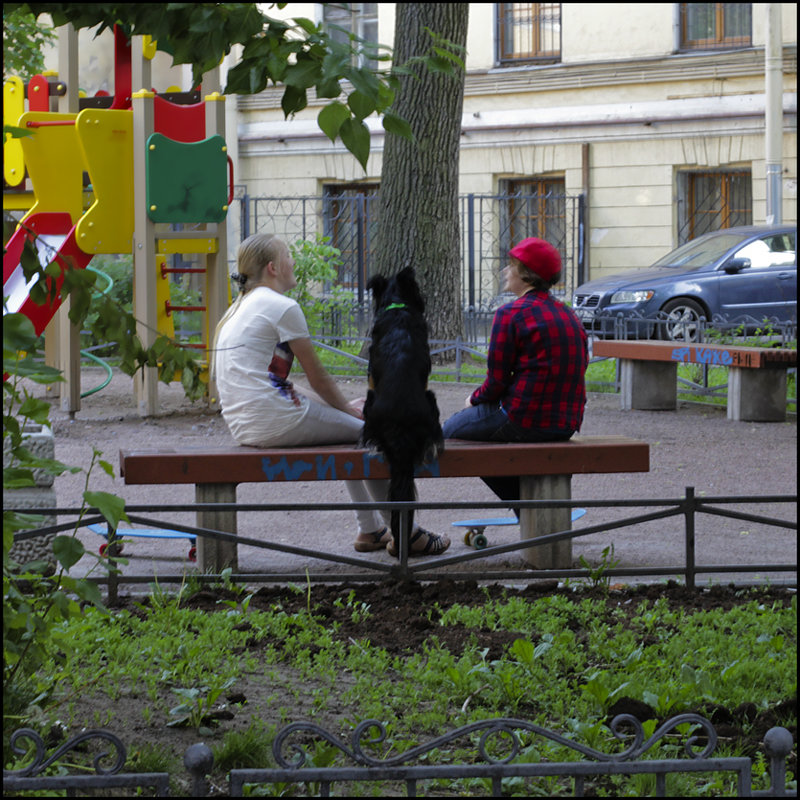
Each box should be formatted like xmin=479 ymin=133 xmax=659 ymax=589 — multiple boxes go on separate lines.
xmin=777 ymin=273 xmax=792 ymax=280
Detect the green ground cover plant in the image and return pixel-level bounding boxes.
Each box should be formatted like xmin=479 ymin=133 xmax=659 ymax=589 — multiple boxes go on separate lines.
xmin=6 ymin=580 xmax=796 ymax=797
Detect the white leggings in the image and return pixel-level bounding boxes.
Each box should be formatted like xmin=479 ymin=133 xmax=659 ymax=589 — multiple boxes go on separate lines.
xmin=267 ymin=398 xmax=393 ymax=535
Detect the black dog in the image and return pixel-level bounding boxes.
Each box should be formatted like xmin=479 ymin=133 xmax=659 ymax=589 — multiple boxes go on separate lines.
xmin=361 ymin=267 xmax=444 ymax=555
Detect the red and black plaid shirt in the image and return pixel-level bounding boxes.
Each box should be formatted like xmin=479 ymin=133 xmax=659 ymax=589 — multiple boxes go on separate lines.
xmin=471 ymin=290 xmax=588 ymax=432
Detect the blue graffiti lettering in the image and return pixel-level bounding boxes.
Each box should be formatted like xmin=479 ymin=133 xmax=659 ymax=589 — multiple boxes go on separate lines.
xmin=671 ymin=346 xmax=691 ymax=362
xmin=261 ymin=456 xmax=313 ymax=481
xmin=316 ymin=455 xmax=337 ymax=480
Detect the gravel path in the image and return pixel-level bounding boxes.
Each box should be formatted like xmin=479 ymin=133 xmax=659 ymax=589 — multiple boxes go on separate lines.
xmin=34 ymin=366 xmax=798 ymax=587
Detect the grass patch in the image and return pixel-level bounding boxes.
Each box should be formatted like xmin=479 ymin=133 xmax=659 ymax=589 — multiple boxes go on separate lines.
xmin=8 ymin=583 xmax=796 ymax=796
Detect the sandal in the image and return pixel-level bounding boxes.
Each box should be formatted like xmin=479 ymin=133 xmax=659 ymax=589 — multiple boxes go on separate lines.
xmin=354 ymin=527 xmax=391 ymax=552
xmin=387 ymin=527 xmax=451 ymax=558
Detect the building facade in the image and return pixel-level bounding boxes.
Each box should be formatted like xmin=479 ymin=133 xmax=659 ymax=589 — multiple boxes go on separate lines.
xmin=235 ymin=2 xmax=796 ymax=301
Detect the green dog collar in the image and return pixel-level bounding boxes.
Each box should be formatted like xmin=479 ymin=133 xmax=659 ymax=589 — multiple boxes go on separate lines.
xmin=384 ymin=303 xmax=407 ymax=311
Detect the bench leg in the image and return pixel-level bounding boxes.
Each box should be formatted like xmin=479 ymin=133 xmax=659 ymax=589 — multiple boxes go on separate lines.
xmin=620 ymin=359 xmax=677 ymax=410
xmin=195 ymin=483 xmax=238 ymax=573
xmin=727 ymin=368 xmax=786 ymax=422
xmin=519 ymin=475 xmax=572 ymax=569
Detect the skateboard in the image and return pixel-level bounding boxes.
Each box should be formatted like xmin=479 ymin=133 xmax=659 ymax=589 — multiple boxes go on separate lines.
xmin=88 ymin=523 xmax=197 ymax=561
xmin=452 ymin=508 xmax=586 ymax=549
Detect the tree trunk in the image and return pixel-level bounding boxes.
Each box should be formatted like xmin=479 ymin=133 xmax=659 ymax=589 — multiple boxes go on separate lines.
xmin=374 ymin=3 xmax=468 ymax=346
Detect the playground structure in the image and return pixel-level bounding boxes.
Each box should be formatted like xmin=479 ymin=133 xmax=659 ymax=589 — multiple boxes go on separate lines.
xmin=3 ymin=24 xmax=231 ymax=416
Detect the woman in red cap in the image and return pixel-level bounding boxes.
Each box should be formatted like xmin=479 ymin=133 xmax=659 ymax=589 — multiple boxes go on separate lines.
xmin=442 ymin=237 xmax=588 ymax=509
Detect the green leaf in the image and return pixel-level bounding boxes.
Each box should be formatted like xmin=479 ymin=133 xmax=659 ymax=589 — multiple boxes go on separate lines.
xmin=2 ymin=312 xmax=38 ymax=351
xmin=339 ymin=118 xmax=370 ymax=171
xmin=511 ymin=638 xmax=535 ymax=665
xmin=382 ymin=112 xmax=413 ymax=140
xmin=317 ymin=101 xmax=350 ymax=142
xmin=84 ymin=491 xmax=128 ymax=528
xmin=281 ymin=85 xmax=307 ymax=117
xmin=53 ymin=535 xmax=85 ymax=570
xmin=347 ymin=90 xmax=375 ymax=121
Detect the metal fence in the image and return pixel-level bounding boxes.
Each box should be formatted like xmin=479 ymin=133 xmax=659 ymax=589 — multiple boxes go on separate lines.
xmin=237 ymin=190 xmax=585 ymax=312
xmin=4 ymin=715 xmax=795 ymax=797
xmin=8 ymin=488 xmax=797 ymax=594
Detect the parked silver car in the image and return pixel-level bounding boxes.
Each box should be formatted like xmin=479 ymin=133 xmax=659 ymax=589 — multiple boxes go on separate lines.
xmin=572 ymin=225 xmax=797 ymax=341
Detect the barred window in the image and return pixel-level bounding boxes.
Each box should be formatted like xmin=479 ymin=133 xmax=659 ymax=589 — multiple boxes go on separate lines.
xmin=322 ymin=183 xmax=379 ymax=291
xmin=323 ymin=3 xmax=380 ymax=69
xmin=680 ymin=3 xmax=752 ymax=51
xmin=497 ymin=3 xmax=561 ymax=65
xmin=677 ymin=170 xmax=752 ymax=244
xmin=499 ymin=178 xmax=567 ymax=289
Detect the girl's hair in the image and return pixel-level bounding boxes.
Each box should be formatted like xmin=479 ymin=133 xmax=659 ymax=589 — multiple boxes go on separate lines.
xmin=211 ymin=234 xmax=285 ymax=379
xmin=235 ymin=234 xmax=284 ymax=294
xmin=512 ymin=257 xmax=560 ymax=291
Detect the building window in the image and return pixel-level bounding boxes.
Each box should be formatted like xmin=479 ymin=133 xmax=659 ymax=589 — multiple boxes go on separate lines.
xmin=677 ymin=170 xmax=752 ymax=244
xmin=497 ymin=3 xmax=561 ymax=65
xmin=679 ymin=3 xmax=752 ymax=51
xmin=323 ymin=3 xmax=380 ymax=69
xmin=322 ymin=183 xmax=379 ymax=294
xmin=499 ymin=178 xmax=567 ymax=287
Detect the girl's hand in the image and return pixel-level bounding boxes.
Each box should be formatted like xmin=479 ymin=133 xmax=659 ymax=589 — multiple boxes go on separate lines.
xmin=464 ymin=394 xmax=474 ymax=408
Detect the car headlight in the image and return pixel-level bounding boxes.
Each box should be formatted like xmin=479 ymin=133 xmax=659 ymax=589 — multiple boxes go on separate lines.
xmin=609 ymin=290 xmax=654 ymax=305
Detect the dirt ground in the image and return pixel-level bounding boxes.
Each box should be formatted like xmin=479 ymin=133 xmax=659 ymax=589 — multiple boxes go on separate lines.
xmin=31 ymin=365 xmax=799 ymax=589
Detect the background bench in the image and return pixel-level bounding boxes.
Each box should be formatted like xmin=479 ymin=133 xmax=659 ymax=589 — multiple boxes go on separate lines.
xmin=592 ymin=340 xmax=796 ymax=422
xmin=120 ymin=436 xmax=649 ymax=572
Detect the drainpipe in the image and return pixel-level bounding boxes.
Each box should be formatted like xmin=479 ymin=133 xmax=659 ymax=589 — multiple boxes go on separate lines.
xmin=765 ymin=3 xmax=783 ymax=225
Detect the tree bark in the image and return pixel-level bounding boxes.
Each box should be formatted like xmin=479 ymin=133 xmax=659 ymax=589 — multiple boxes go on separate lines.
xmin=374 ymin=3 xmax=468 ymax=345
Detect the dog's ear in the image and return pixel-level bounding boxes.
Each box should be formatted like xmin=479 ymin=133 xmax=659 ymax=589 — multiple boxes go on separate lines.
xmin=367 ymin=274 xmax=388 ymax=308
xmin=396 ymin=268 xmax=425 ymax=312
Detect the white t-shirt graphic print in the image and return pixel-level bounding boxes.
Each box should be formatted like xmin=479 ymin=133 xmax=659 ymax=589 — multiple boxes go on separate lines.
xmin=214 ymin=286 xmax=311 ymax=446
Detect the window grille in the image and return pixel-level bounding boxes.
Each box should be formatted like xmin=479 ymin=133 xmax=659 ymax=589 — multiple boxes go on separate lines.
xmin=497 ymin=3 xmax=561 ymax=64
xmin=500 ymin=178 xmax=568 ymax=290
xmin=322 ymin=183 xmax=380 ymax=293
xmin=680 ymin=3 xmax=752 ymax=51
xmin=677 ymin=170 xmax=752 ymax=244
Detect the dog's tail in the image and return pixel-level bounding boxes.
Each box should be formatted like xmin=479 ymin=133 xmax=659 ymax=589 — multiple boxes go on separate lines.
xmin=388 ymin=459 xmax=416 ymax=556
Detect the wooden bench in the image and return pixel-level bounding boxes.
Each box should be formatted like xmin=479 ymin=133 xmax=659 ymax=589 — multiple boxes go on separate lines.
xmin=592 ymin=340 xmax=796 ymax=422
xmin=119 ymin=436 xmax=649 ymax=572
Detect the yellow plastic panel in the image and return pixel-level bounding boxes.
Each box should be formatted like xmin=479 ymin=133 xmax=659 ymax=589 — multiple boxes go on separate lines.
xmin=19 ymin=111 xmax=87 ymax=224
xmin=155 ymin=255 xmax=176 ymax=340
xmin=156 ymin=238 xmax=218 ymax=254
xmin=74 ymin=109 xmax=134 ymax=253
xmin=3 ymin=77 xmax=26 ymax=186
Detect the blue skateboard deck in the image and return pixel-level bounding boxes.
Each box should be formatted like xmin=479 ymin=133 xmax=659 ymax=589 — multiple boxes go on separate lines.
xmin=452 ymin=509 xmax=586 ymax=549
xmin=88 ymin=523 xmax=196 ymax=561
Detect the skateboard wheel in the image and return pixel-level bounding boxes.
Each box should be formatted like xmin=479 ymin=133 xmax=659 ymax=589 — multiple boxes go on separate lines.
xmin=188 ymin=546 xmax=197 ymax=562
xmin=465 ymin=530 xmax=488 ymax=549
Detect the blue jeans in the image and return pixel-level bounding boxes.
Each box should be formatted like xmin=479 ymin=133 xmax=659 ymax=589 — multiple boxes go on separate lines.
xmin=442 ymin=403 xmax=573 ymax=514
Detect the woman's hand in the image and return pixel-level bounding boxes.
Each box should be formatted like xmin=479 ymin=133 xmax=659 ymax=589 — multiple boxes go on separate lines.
xmin=347 ymin=398 xmax=364 ymax=419
xmin=464 ymin=393 xmax=474 ymax=408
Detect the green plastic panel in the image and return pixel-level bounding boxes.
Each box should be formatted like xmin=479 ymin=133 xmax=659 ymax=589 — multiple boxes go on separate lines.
xmin=145 ymin=133 xmax=228 ymax=223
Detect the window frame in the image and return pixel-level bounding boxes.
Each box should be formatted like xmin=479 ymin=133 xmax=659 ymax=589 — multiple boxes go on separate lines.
xmin=679 ymin=3 xmax=752 ymax=52
xmin=496 ymin=3 xmax=562 ymax=66
xmin=677 ymin=169 xmax=753 ymax=244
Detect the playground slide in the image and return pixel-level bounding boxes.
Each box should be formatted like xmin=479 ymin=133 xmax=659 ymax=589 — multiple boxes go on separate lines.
xmin=3 ymin=211 xmax=93 ymax=336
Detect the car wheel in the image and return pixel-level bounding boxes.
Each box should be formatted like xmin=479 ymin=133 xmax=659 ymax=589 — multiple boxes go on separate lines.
xmin=658 ymin=298 xmax=706 ymax=342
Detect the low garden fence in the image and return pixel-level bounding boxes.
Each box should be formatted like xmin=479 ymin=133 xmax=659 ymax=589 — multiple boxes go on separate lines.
xmin=4 ymin=714 xmax=795 ymax=796
xmin=8 ymin=488 xmax=797 ymax=599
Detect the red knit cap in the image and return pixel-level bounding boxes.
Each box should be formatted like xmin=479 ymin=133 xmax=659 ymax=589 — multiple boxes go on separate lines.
xmin=509 ymin=237 xmax=562 ymax=281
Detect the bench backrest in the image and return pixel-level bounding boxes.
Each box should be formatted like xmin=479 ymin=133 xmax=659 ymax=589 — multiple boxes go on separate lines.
xmin=592 ymin=340 xmax=797 ymax=369
xmin=120 ymin=436 xmax=649 ymax=485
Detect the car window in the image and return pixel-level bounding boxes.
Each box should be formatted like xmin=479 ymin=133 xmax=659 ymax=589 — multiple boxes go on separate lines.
xmin=735 ymin=235 xmax=796 ymax=268
xmin=651 ymin=233 xmax=750 ymax=269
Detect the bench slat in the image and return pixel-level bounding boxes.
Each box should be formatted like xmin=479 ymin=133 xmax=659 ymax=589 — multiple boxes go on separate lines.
xmin=592 ymin=340 xmax=797 ymax=369
xmin=120 ymin=436 xmax=649 ymax=485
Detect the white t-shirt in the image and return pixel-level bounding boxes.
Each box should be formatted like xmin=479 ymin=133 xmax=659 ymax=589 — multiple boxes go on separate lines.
xmin=214 ymin=286 xmax=311 ymax=446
